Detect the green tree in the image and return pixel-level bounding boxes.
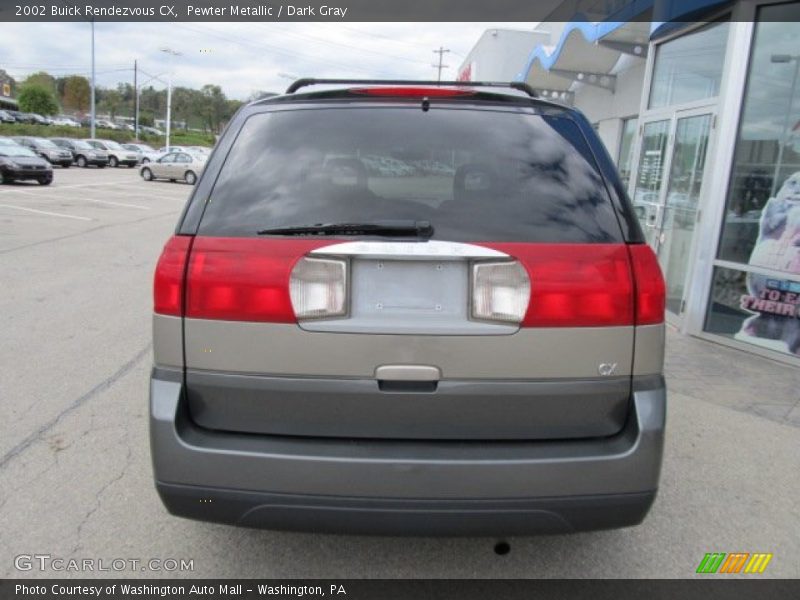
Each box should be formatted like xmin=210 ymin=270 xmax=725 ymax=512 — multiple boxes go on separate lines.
xmin=101 ymin=89 xmax=123 ymax=119
xmin=24 ymin=71 xmax=57 ymax=94
xmin=18 ymin=83 xmax=59 ymax=115
xmin=61 ymin=75 xmax=91 ymax=113
xmin=199 ymin=84 xmax=227 ymax=132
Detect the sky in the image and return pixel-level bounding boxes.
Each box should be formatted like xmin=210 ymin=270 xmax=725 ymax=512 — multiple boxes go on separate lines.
xmin=0 ymin=22 xmax=538 ymax=100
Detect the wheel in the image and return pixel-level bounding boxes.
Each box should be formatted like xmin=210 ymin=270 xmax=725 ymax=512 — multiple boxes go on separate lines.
xmin=1 ymin=171 xmax=12 ymax=184
xmin=184 ymin=171 xmax=197 ymax=185
xmin=76 ymin=156 xmax=87 ymax=168
xmin=169 ymin=178 xmax=176 ymax=182
xmin=98 ymin=164 xmax=106 ymax=169
xmin=38 ymin=176 xmax=53 ymax=186
xmin=141 ymin=167 xmax=153 ymax=181
xmin=109 ymin=156 xmax=119 ymax=168
xmin=127 ymin=163 xmax=135 ymax=168
xmin=62 ymin=163 xmax=70 ymax=169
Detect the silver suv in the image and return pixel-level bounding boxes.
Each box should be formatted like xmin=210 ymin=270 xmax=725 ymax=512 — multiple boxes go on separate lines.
xmin=150 ymin=80 xmax=667 ymax=535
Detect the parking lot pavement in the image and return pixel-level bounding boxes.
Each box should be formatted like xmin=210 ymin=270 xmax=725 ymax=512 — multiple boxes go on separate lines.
xmin=1 ymin=167 xmax=798 ymax=578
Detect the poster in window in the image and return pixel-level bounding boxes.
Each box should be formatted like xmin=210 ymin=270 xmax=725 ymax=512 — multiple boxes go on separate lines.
xmin=736 ymin=171 xmax=800 ymax=355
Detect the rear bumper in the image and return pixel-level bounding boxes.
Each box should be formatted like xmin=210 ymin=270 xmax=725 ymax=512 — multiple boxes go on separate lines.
xmin=150 ymin=368 xmax=666 ymax=535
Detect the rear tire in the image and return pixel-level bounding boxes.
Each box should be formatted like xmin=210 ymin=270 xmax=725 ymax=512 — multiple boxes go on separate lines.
xmin=184 ymin=171 xmax=197 ymax=185
xmin=109 ymin=156 xmax=119 ymax=168
xmin=141 ymin=167 xmax=153 ymax=181
xmin=38 ymin=176 xmax=52 ymax=186
xmin=76 ymin=156 xmax=87 ymax=168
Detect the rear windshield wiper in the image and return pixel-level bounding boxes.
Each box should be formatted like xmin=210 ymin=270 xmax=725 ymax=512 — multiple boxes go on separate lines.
xmin=257 ymin=220 xmax=434 ymax=238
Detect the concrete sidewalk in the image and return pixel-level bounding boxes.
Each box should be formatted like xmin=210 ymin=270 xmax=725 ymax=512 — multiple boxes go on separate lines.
xmin=664 ymin=326 xmax=800 ymax=428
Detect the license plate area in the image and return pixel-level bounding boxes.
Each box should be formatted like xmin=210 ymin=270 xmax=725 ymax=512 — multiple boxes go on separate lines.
xmin=298 ymin=258 xmax=517 ymax=335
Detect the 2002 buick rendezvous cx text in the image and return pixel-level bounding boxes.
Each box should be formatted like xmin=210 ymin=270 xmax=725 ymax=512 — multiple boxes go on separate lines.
xmin=149 ymin=80 xmax=667 ymax=535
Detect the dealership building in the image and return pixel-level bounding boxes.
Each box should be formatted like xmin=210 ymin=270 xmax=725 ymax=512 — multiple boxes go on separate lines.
xmin=459 ymin=0 xmax=800 ymax=364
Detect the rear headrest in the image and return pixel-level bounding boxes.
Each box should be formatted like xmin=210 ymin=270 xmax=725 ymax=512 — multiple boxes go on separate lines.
xmin=325 ymin=157 xmax=369 ymax=188
xmin=453 ymin=163 xmax=499 ymax=202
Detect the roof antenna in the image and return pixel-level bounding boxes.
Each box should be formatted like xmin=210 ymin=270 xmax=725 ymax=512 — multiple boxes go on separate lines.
xmin=421 ymin=97 xmax=430 ymax=112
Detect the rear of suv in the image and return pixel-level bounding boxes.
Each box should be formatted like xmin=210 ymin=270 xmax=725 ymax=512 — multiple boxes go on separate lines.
xmin=150 ymin=80 xmax=666 ymax=535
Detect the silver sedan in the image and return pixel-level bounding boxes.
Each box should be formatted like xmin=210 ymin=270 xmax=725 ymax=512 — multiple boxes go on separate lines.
xmin=140 ymin=151 xmax=205 ymax=185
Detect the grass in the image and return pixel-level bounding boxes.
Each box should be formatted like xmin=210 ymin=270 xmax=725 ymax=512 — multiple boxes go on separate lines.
xmin=0 ymin=123 xmax=216 ymax=148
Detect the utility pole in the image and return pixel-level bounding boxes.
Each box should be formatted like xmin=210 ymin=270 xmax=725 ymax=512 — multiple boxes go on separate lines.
xmin=160 ymin=47 xmax=182 ymax=149
xmin=133 ymin=59 xmax=138 ymax=139
xmin=432 ymin=46 xmax=450 ymax=83
xmin=90 ymin=19 xmax=95 ymax=138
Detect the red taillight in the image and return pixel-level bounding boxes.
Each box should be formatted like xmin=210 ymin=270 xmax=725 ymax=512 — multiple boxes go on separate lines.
xmin=349 ymin=86 xmax=475 ymax=98
xmin=185 ymin=237 xmax=330 ymax=322
xmin=153 ymin=235 xmax=192 ymax=316
xmin=477 ymin=243 xmax=635 ymax=327
xmin=628 ymin=244 xmax=666 ymax=325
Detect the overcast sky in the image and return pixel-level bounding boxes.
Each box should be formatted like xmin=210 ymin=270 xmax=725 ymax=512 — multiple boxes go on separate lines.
xmin=0 ymin=22 xmax=537 ymax=100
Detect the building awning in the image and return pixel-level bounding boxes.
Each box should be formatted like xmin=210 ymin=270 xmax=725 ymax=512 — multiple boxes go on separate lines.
xmin=518 ymin=0 xmax=731 ymax=98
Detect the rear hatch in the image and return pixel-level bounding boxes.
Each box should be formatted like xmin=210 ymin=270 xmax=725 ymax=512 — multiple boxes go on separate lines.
xmin=160 ymin=93 xmax=662 ymax=440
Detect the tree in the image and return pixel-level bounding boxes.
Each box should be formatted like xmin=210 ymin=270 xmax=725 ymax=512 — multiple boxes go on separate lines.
xmin=62 ymin=75 xmax=91 ymax=113
xmin=199 ymin=84 xmax=228 ymax=132
xmin=171 ymin=87 xmax=197 ymax=130
xmin=24 ymin=71 xmax=56 ymax=94
xmin=18 ymin=84 xmax=59 ymax=115
xmin=101 ymin=89 xmax=123 ymax=119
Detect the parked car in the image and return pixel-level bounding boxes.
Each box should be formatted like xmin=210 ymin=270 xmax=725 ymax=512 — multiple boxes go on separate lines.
xmin=0 ymin=110 xmax=16 ymax=123
xmin=0 ymin=137 xmax=53 ymax=184
xmin=9 ymin=111 xmax=36 ymax=124
xmin=51 ymin=138 xmax=109 ymax=168
xmin=156 ymin=145 xmax=190 ymax=155
xmin=122 ymin=143 xmax=161 ymax=164
xmin=95 ymin=119 xmax=118 ymax=130
xmin=12 ymin=136 xmax=73 ymax=167
xmin=28 ymin=113 xmax=50 ymax=126
xmin=84 ymin=139 xmax=139 ymax=167
xmin=186 ymin=145 xmax=211 ymax=157
xmin=140 ymin=125 xmax=164 ymax=136
xmin=52 ymin=115 xmax=81 ymax=128
xmin=149 ymin=81 xmax=667 ymax=535
xmin=140 ymin=151 xmax=205 ymax=184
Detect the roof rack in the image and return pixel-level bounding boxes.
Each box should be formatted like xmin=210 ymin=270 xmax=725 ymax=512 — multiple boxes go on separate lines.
xmin=285 ymin=78 xmax=538 ymax=98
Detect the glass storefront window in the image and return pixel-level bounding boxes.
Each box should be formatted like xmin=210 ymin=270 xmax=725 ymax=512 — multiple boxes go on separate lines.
xmin=707 ymin=3 xmax=800 ymax=359
xmin=705 ymin=266 xmax=800 ymax=356
xmin=649 ymin=20 xmax=730 ymax=109
xmin=617 ymin=117 xmax=637 ymax=189
xmin=717 ymin=5 xmax=800 ymax=268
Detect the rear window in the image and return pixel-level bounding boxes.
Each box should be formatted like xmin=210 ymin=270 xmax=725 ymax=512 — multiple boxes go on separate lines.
xmin=199 ymin=107 xmax=622 ymax=242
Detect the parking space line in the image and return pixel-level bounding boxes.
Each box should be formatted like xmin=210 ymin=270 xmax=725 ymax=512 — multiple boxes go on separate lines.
xmin=0 ymin=203 xmax=93 ymax=221
xmin=0 ymin=182 xmax=126 ymax=194
xmin=88 ymin=199 xmax=150 ymax=210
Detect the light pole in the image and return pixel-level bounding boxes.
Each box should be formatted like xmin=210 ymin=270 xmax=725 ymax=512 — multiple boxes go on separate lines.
xmin=160 ymin=47 xmax=182 ymax=149
xmin=90 ymin=19 xmax=96 ymax=138
xmin=770 ymin=53 xmax=800 ymax=196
